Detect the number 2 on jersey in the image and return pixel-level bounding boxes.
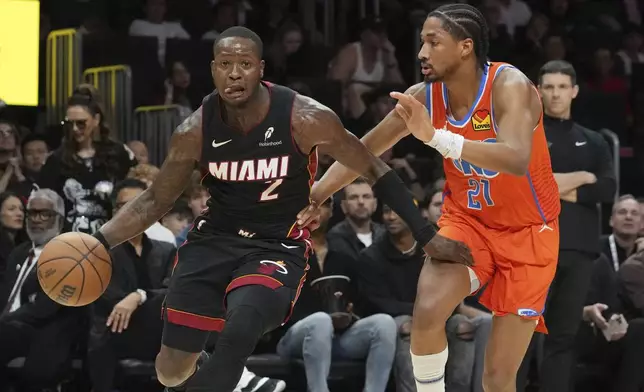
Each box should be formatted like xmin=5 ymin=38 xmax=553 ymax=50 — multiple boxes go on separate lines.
xmin=260 ymin=179 xmax=283 ymax=201
xmin=467 ymin=178 xmax=494 ymax=210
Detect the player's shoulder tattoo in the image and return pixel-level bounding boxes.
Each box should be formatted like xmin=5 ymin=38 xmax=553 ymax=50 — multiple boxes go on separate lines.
xmin=176 ymin=106 xmax=203 ymax=134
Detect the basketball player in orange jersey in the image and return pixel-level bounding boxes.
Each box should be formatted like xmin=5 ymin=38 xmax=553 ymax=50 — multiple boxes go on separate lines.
xmin=297 ymin=4 xmax=560 ymax=391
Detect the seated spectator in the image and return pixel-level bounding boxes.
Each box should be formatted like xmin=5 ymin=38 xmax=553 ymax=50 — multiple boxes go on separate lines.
xmin=328 ymin=17 xmax=404 ymax=119
xmin=175 ymin=174 xmax=210 ymax=245
xmin=202 ymin=0 xmax=238 ymax=41
xmin=87 ymin=179 xmax=176 ymax=392
xmin=616 ymin=25 xmax=644 ymax=76
xmin=379 ymin=148 xmax=424 ymax=201
xmin=576 ymin=254 xmax=644 ymax=392
xmin=327 ymin=178 xmax=384 ymax=261
xmin=162 ymin=60 xmax=200 ymax=112
xmin=38 ymin=85 xmax=136 ymax=234
xmin=346 ymin=84 xmax=401 ymax=138
xmin=126 ymin=164 xmax=176 ymax=246
xmin=126 ymin=140 xmax=150 ymax=165
xmin=601 ymin=195 xmax=642 ymax=271
xmin=0 ymin=121 xmax=33 ymax=199
xmin=264 ymin=22 xmax=324 ymax=84
xmin=497 ymin=0 xmax=532 ymax=36
xmin=20 ymin=133 xmax=49 ymax=190
xmin=276 ymin=196 xmax=397 ymax=392
xmin=481 ymin=0 xmax=514 ymax=61
xmin=0 ymin=189 xmax=85 ymax=390
xmin=587 ymin=47 xmax=630 ymax=115
xmin=421 ymin=186 xmax=443 ymax=230
xmin=0 ymin=192 xmax=25 ymax=279
xmin=357 ymin=205 xmax=491 ymax=392
xmin=161 ymin=200 xmax=192 ymax=237
xmin=128 ymin=0 xmax=190 ymax=63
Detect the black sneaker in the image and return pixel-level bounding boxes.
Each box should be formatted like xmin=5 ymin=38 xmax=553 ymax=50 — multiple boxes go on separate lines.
xmin=164 ymin=351 xmax=210 ymax=392
xmin=239 ymin=376 xmax=286 ymax=392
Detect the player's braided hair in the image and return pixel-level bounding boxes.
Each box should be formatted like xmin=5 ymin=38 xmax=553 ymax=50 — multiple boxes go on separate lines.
xmin=427 ymin=4 xmax=490 ymax=70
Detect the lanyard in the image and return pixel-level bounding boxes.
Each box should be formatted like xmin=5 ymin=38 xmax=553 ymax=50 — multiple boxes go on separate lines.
xmin=609 ymin=234 xmax=620 ymax=271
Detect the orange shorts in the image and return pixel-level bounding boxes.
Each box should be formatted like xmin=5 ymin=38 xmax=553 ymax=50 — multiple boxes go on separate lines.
xmin=438 ymin=214 xmax=559 ymax=333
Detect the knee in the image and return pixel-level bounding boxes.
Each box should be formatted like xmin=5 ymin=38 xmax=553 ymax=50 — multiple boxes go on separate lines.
xmin=482 ymin=362 xmax=516 ymax=391
xmin=223 ymin=304 xmax=266 ymax=349
xmin=367 ymin=314 xmax=397 ymax=340
xmin=155 ymin=346 xmax=199 ymax=386
xmin=413 ymin=297 xmax=451 ymax=332
xmin=305 ymin=312 xmax=334 ymax=339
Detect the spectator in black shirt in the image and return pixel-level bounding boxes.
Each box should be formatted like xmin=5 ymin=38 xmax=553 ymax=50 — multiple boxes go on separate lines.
xmin=87 ymin=179 xmax=175 ymax=392
xmin=576 ymin=254 xmax=644 ymax=392
xmin=20 ymin=133 xmax=49 ymax=189
xmin=601 ymin=195 xmax=643 ymax=271
xmin=520 ymin=60 xmax=616 ymax=392
xmin=277 ymin=195 xmax=397 ymax=392
xmin=0 ymin=121 xmax=32 ymax=198
xmin=358 ymin=205 xmax=492 ymax=392
xmin=0 ymin=192 xmax=25 ymax=279
xmin=38 ymin=84 xmax=136 ymax=234
xmin=327 ymin=178 xmax=384 ymax=261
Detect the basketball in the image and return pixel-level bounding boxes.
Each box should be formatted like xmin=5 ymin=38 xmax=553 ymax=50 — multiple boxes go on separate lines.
xmin=37 ymin=232 xmax=112 ymax=307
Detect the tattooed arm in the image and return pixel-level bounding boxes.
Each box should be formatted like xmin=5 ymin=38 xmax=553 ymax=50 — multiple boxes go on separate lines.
xmin=291 ymin=95 xmax=472 ymax=265
xmin=97 ymin=108 xmax=203 ymax=248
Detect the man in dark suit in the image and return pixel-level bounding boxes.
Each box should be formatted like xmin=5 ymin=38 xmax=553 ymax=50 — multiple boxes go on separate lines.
xmin=88 ymin=179 xmax=177 ymax=392
xmin=0 ymin=189 xmax=84 ymax=391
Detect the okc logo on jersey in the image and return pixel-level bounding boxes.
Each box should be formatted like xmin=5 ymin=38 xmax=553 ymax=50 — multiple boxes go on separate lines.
xmin=451 ymin=138 xmax=499 ymax=178
xmin=471 ymin=109 xmax=492 ymax=131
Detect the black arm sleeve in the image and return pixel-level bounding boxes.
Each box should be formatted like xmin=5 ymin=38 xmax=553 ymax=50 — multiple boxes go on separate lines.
xmin=372 ymin=170 xmax=435 ymax=246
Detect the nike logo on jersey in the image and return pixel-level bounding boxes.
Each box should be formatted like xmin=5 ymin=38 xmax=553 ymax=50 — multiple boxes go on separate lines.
xmin=212 ymin=139 xmax=232 ymax=148
xmin=281 ymin=243 xmax=299 ymax=249
xmin=575 ymin=141 xmax=587 ymax=146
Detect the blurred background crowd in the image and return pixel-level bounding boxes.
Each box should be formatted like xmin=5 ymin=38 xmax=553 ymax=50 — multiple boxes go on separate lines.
xmin=2 ymin=0 xmax=644 ymax=391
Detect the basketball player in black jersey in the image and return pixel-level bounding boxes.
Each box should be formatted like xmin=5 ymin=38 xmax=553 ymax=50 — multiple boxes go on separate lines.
xmin=89 ymin=27 xmax=471 ymax=392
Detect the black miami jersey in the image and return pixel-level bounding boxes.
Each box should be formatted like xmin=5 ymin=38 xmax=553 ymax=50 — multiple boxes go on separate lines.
xmin=198 ymin=82 xmax=317 ymax=241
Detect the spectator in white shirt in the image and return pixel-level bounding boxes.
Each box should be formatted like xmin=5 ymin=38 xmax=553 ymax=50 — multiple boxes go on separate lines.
xmin=128 ymin=0 xmax=190 ymax=63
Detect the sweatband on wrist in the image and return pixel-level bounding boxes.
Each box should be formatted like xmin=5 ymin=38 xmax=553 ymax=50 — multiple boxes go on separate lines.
xmin=372 ymin=170 xmax=437 ymax=247
xmin=425 ymin=128 xmax=465 ymax=159
xmin=93 ymin=231 xmax=111 ymax=250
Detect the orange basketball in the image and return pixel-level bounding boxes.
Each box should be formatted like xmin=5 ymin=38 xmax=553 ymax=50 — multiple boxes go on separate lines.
xmin=37 ymin=232 xmax=112 ymax=307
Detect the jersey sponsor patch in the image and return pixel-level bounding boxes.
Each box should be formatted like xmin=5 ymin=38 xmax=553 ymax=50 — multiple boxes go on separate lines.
xmin=471 ymin=109 xmax=491 ymax=131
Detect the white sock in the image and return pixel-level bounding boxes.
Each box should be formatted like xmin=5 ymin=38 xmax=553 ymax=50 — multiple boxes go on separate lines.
xmin=235 ymin=366 xmax=255 ymax=389
xmin=411 ymin=346 xmax=448 ymax=391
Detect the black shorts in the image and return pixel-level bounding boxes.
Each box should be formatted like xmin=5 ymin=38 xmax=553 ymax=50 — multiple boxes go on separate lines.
xmin=163 ymin=230 xmax=311 ymax=333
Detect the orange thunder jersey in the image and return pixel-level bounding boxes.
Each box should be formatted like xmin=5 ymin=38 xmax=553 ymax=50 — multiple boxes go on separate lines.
xmin=426 ymin=62 xmax=560 ymax=230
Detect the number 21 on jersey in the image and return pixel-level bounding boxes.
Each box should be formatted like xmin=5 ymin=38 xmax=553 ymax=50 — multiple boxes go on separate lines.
xmin=467 ymin=178 xmax=494 ymax=210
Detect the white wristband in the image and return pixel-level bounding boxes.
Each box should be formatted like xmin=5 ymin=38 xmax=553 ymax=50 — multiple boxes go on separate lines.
xmin=425 ymin=128 xmax=464 ymax=159
xmin=136 ymin=289 xmax=147 ymax=305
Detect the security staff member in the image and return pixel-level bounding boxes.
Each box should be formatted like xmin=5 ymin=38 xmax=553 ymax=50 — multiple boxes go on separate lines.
xmin=518 ymin=60 xmax=617 ymax=392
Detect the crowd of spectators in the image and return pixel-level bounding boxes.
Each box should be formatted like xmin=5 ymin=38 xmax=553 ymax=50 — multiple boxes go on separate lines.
xmin=2 ymin=0 xmax=644 ymax=391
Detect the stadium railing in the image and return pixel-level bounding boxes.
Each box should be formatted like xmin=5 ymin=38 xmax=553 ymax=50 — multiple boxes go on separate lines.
xmin=132 ymin=105 xmax=185 ymax=166
xmin=84 ymin=65 xmax=133 ymax=141
xmin=46 ymin=29 xmax=82 ymax=125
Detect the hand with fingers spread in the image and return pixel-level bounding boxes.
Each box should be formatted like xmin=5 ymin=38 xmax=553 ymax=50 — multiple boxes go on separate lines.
xmin=106 ymin=292 xmax=142 ymax=333
xmin=390 ymin=91 xmax=435 ymax=143
xmin=424 ymin=234 xmax=474 ymax=267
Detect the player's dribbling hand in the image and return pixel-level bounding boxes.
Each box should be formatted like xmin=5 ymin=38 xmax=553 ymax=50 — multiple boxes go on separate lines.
xmin=106 ymin=293 xmax=141 ymax=333
xmin=390 ymin=91 xmax=435 ymax=143
xmin=423 ymin=234 xmax=474 ymax=266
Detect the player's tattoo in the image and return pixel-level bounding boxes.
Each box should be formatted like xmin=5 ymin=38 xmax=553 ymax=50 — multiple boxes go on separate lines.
xmin=99 ymin=108 xmax=203 ymax=247
xmin=290 ymin=95 xmax=392 ymax=183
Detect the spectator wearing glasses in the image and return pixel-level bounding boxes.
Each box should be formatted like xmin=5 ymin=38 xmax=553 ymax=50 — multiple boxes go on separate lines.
xmin=38 ymin=84 xmax=136 ymax=235
xmin=0 ymin=189 xmax=84 ymax=390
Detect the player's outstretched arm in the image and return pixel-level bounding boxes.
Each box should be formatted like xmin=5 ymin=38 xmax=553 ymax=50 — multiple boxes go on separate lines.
xmin=392 ymin=68 xmax=540 ymax=176
xmin=310 ymin=83 xmax=423 ymax=205
xmin=95 ymin=108 xmax=203 ymax=248
xmin=292 ymin=96 xmax=472 ymax=266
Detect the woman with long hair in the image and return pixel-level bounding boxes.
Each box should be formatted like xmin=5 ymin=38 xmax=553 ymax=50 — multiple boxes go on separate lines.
xmin=38 ymin=84 xmax=136 ymax=234
xmin=0 ymin=191 xmax=25 ymax=281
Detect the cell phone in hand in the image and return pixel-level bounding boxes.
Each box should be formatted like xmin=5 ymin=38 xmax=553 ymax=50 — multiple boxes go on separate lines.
xmin=602 ymin=314 xmax=628 ymax=341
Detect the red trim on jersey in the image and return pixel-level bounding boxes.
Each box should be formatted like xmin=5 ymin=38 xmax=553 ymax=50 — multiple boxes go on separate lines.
xmin=165 ymin=308 xmax=225 ymax=332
